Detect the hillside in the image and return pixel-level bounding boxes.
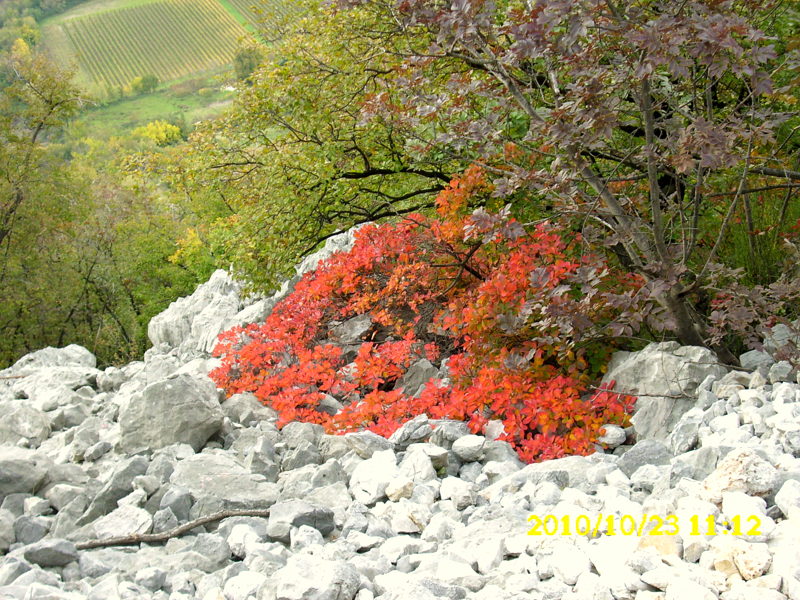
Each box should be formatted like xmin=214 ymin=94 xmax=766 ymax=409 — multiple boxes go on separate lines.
xmin=0 ymin=237 xmax=798 ymax=600
xmin=40 ymin=0 xmax=299 ymax=95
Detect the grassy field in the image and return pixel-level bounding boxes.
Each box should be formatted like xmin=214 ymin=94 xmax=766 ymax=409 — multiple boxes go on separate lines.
xmin=42 ymin=0 xmax=251 ymax=92
xmin=66 ymin=73 xmax=235 ymax=139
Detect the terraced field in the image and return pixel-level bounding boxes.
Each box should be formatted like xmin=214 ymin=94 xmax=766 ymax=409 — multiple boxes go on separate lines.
xmin=44 ymin=0 xmax=252 ymax=90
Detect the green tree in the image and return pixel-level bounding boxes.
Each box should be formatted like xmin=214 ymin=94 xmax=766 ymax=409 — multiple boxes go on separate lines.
xmin=133 ymin=119 xmax=183 ymax=146
xmin=233 ymin=44 xmax=264 ymax=81
xmin=0 ymin=39 xmax=85 ymax=250
xmin=336 ymin=0 xmax=800 ymax=362
xmin=168 ymin=0 xmax=465 ymax=289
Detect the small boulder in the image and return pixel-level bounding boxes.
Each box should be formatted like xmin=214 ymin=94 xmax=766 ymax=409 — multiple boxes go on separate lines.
xmin=22 ymin=539 xmax=78 ymax=567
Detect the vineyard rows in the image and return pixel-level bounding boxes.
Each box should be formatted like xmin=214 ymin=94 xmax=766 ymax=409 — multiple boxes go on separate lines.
xmin=58 ymin=0 xmax=251 ymax=89
xmin=226 ymin=0 xmax=302 ymax=37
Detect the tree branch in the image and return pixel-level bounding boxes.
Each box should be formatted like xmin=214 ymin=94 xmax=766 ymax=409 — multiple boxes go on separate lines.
xmin=75 ymin=509 xmax=272 ymax=550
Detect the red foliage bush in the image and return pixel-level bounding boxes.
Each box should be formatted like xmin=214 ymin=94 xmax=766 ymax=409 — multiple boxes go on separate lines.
xmin=210 ymin=167 xmax=637 ymax=462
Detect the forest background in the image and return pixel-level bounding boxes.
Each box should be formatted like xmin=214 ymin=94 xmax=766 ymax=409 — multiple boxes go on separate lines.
xmin=1 ymin=0 xmax=799 ymax=383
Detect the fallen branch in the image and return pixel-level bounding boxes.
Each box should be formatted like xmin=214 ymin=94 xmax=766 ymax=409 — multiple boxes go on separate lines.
xmin=75 ymin=508 xmax=272 ymax=550
xmin=0 ymin=375 xmax=27 ymax=380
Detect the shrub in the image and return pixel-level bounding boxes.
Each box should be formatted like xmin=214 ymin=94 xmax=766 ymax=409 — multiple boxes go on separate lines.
xmin=211 ymin=168 xmax=637 ymax=461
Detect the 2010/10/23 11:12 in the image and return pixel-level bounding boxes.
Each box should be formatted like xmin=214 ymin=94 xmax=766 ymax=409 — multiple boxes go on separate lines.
xmin=526 ymin=513 xmax=764 ymax=537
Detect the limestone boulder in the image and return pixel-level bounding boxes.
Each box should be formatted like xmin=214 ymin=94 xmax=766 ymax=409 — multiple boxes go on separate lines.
xmin=602 ymin=342 xmax=728 ymax=440
xmin=169 ymin=453 xmax=279 ymax=516
xmin=118 ymin=373 xmax=223 ymax=453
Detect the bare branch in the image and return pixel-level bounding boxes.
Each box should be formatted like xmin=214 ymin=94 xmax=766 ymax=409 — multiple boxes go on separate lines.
xmin=75 ymin=509 xmax=272 ymax=550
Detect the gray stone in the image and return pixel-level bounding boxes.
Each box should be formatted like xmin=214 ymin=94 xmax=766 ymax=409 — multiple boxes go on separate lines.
xmin=91 ymin=505 xmax=152 ymax=540
xmin=740 ymin=350 xmax=775 ymax=371
xmin=7 ymin=344 xmax=96 ymax=372
xmin=290 ymin=524 xmax=325 ymax=551
xmin=23 ymin=538 xmax=78 ymax=567
xmin=451 ymin=435 xmax=486 ymax=462
xmin=398 ymin=448 xmax=437 ymax=483
xmin=763 ymin=322 xmax=800 ymax=356
xmin=77 ymin=455 xmax=149 ymax=525
xmin=617 ymin=440 xmax=672 ymax=477
xmin=84 ymin=441 xmax=113 ymax=463
xmin=345 ymin=431 xmax=394 ymax=459
xmin=668 ymin=407 xmax=703 ymax=454
xmin=602 ymin=342 xmax=728 ymax=440
xmin=96 ymin=366 xmax=127 ymax=392
xmin=118 ymin=374 xmax=224 ymax=453
xmin=152 ymin=508 xmax=178 ymax=533
xmin=244 ymin=436 xmax=280 ymax=482
xmin=394 ymin=359 xmax=439 ymax=397
xmin=703 ymin=447 xmax=778 ymax=503
xmin=670 ymin=446 xmax=720 ymax=482
xmin=159 ymin=486 xmax=193 ymax=522
xmin=0 ymin=448 xmax=47 ymax=496
xmin=280 ymin=460 xmax=349 ymax=501
xmin=169 ymin=453 xmax=278 ymax=516
xmin=135 ymin=567 xmax=167 ymax=591
xmin=0 ymin=559 xmax=31 ymax=586
xmin=50 ymin=403 xmax=90 ymax=431
xmin=349 ymin=449 xmax=399 ymax=505
xmin=430 ymin=421 xmax=472 ymax=449
xmin=222 ymin=393 xmax=277 ymax=426
xmin=0 ymin=509 xmax=14 ymax=551
xmin=266 ymin=500 xmax=335 ymax=543
xmin=23 ymin=498 xmax=50 ymax=518
xmin=389 ymin=415 xmax=433 ymax=450
xmin=147 ymin=269 xmax=244 ymax=355
xmin=170 ymin=533 xmax=232 ymax=573
xmin=13 ymin=515 xmax=49 ymax=544
xmin=329 ymin=314 xmax=372 ymax=344
xmin=50 ymin=495 xmax=87 ymax=538
xmin=770 ymin=361 xmax=797 ymax=384
xmin=0 ymin=402 xmax=50 ymax=447
xmin=224 ymin=570 xmax=268 ymax=600
xmin=775 ymin=479 xmax=800 ymax=518
xmin=281 ymin=439 xmax=323 ymax=471
xmin=281 ymin=421 xmax=323 ymax=448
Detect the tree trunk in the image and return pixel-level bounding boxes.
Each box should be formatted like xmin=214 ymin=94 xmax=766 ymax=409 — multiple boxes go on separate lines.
xmin=661 ymin=289 xmax=739 ymax=367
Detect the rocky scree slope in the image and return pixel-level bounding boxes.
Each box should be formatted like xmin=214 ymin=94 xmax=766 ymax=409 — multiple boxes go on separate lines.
xmin=0 ymin=231 xmax=799 ymax=600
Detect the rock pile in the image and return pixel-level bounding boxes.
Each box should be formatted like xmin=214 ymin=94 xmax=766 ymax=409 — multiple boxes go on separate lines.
xmin=0 ymin=233 xmax=799 ymax=600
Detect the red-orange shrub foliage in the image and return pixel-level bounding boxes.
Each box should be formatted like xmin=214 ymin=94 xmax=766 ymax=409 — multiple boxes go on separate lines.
xmin=210 ymin=167 xmax=637 ymax=462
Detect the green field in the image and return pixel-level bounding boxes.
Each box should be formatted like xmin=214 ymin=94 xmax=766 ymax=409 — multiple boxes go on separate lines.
xmin=43 ymin=0 xmax=252 ymax=91
xmin=67 ymin=76 xmax=235 ymax=139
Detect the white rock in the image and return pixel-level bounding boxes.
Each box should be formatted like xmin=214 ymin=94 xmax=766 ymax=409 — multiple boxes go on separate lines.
xmin=665 ymin=578 xmax=716 ymax=600
xmin=439 ymin=477 xmax=475 ymax=510
xmin=775 ymin=479 xmax=800 ymax=518
xmin=349 ymin=449 xmax=399 ymax=505
xmin=703 ymin=448 xmax=778 ymax=503
xmin=223 ymin=571 xmax=267 ymax=600
xmin=551 ymin=539 xmax=593 ymax=585
xmin=92 ymin=505 xmax=152 ymax=540
xmin=273 ymin=554 xmax=360 ymax=600
xmin=398 ymin=450 xmax=436 ymax=483
xmin=733 ymin=542 xmax=772 ymax=580
xmin=598 ymin=424 xmax=627 ymax=448
xmin=385 ymin=476 xmax=414 ymax=501
xmin=452 ymin=435 xmax=486 ymax=462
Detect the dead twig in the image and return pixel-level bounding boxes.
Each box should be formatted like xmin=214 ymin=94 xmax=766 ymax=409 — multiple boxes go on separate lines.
xmin=75 ymin=508 xmax=272 ymax=550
